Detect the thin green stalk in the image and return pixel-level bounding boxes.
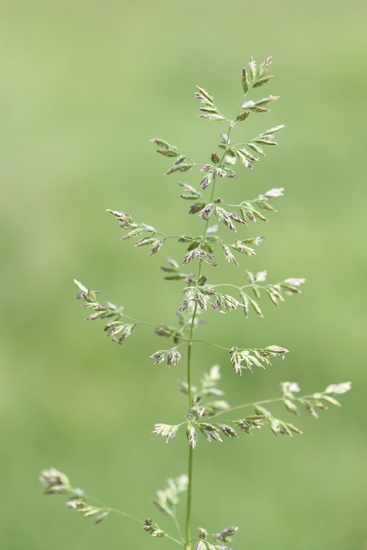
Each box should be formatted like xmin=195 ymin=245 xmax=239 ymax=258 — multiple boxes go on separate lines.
xmin=187 ymin=338 xmax=194 ymax=407
xmin=184 ymin=121 xmax=235 ymax=550
xmin=207 ymin=398 xmax=282 ymax=422
xmin=185 ymin=297 xmax=198 ymax=549
xmin=207 ymin=393 xmax=318 ymax=422
xmin=88 ymin=496 xmax=143 ymax=523
xmin=91 ymin=496 xmax=183 ymax=547
xmin=110 ymin=508 xmax=144 ymax=523
xmin=171 ymin=508 xmax=185 ymax=543
xmin=185 ymin=444 xmax=194 ymax=549
xmin=211 ymin=283 xmax=245 ymax=290
xmin=191 ymin=339 xmax=229 ymax=351
xmin=166 ymin=534 xmax=185 ymax=547
xmin=87 ymin=496 xmax=183 ymax=546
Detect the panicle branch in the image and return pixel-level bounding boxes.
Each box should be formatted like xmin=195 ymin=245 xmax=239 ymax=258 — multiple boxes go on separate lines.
xmin=74 ymin=279 xmax=137 ymax=344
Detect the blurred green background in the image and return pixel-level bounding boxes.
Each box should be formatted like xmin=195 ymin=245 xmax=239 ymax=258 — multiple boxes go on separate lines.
xmin=1 ymin=0 xmax=366 ymax=548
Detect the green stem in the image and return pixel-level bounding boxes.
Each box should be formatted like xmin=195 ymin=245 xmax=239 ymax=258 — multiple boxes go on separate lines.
xmin=89 ymin=495 xmax=183 ymax=547
xmin=185 ymin=444 xmax=194 ymax=549
xmin=184 ymin=121 xmax=236 ymax=550
xmin=187 ymin=338 xmax=194 ymax=407
xmin=171 ymin=508 xmax=185 ymax=543
xmin=185 ymin=297 xmax=199 ymax=549
xmin=207 ymin=394 xmax=315 ymax=422
xmin=211 ymin=283 xmax=248 ymax=290
xmin=166 ymin=534 xmax=185 ymax=547
xmin=207 ymin=398 xmax=283 ymax=422
xmin=109 ymin=508 xmax=143 ymax=523
xmin=88 ymin=496 xmax=143 ymax=523
xmin=191 ymin=339 xmax=229 ymax=351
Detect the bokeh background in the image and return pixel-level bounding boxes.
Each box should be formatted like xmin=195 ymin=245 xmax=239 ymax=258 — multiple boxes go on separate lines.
xmin=1 ymin=1 xmax=366 ymax=548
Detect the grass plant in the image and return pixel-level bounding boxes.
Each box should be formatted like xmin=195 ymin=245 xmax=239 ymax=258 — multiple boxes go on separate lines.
xmin=40 ymin=57 xmax=350 ymax=550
